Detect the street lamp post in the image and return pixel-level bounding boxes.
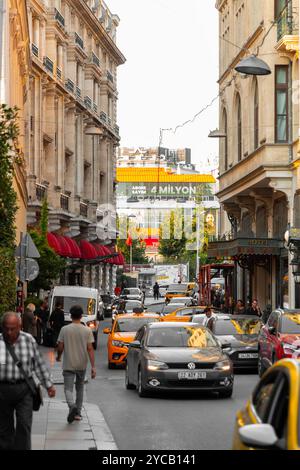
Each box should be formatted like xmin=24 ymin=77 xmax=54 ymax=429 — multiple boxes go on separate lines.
xmin=128 ymin=214 xmax=136 ymax=274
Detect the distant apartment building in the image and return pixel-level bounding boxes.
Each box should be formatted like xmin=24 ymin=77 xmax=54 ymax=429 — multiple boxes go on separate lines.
xmin=117 ymin=146 xmax=194 ymax=170
xmin=26 ymin=0 xmax=126 ymax=292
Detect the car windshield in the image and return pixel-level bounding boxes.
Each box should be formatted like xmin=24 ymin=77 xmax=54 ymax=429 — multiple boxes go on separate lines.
xmin=122 ymin=289 xmax=140 ymax=295
xmin=52 ymin=296 xmax=96 ymax=316
xmin=178 ymin=308 xmax=205 ymax=316
xmin=145 ymin=303 xmax=165 ymax=313
xmin=167 ymin=284 xmax=187 ymax=293
xmin=114 ymin=317 xmax=159 ymax=332
xmin=147 ymin=326 xmax=218 ymax=348
xmin=163 ymin=304 xmax=185 ymax=314
xmin=169 ymin=298 xmax=189 ymax=303
xmin=281 ymin=314 xmax=300 ymax=334
xmin=214 ymin=318 xmax=262 ymax=335
xmin=125 ymin=301 xmax=142 ymax=311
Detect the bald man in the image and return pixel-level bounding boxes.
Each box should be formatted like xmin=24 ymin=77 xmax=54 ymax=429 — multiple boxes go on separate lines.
xmin=0 ymin=312 xmax=56 ymax=450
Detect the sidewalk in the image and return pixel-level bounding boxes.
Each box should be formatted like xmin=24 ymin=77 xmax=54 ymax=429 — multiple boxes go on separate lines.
xmin=32 ymin=348 xmax=117 ymax=451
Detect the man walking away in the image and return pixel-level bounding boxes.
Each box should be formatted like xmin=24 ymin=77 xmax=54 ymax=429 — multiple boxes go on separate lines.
xmin=153 ymin=282 xmax=160 ymax=301
xmin=0 ymin=312 xmax=56 ymax=450
xmin=22 ymin=303 xmax=38 ymax=342
xmin=141 ymin=282 xmax=147 ymax=303
xmin=56 ymin=305 xmax=96 ymax=423
xmin=36 ymin=300 xmax=49 ymax=345
xmin=49 ymin=301 xmax=65 ymax=348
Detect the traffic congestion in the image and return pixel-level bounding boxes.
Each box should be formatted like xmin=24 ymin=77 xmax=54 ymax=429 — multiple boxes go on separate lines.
xmin=95 ymin=282 xmax=300 ymax=451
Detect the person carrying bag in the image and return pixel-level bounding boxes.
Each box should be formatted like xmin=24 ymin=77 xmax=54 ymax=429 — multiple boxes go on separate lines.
xmin=0 ymin=312 xmax=56 ymax=450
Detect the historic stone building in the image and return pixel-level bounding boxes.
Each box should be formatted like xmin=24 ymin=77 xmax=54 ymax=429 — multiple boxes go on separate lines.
xmin=0 ymin=0 xmax=30 ymax=246
xmin=209 ymin=0 xmax=299 ymax=309
xmin=26 ymin=0 xmax=126 ymax=292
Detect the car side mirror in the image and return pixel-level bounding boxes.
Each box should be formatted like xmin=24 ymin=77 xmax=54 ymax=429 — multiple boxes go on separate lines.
xmin=221 ymin=342 xmax=231 ymax=349
xmin=103 ymin=328 xmax=111 ymax=334
xmin=238 ymin=424 xmax=279 ymax=449
xmin=129 ymin=340 xmax=141 ymax=349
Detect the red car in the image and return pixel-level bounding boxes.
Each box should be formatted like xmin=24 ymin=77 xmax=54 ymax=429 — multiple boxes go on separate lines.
xmin=258 ymin=309 xmax=300 ymax=376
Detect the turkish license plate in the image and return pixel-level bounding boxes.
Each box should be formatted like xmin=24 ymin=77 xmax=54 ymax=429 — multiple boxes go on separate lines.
xmin=238 ymin=353 xmax=258 ymax=359
xmin=178 ymin=371 xmax=207 ymax=380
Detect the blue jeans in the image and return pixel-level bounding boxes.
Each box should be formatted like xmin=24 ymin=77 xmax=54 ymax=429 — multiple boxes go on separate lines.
xmin=63 ymin=370 xmax=85 ymax=415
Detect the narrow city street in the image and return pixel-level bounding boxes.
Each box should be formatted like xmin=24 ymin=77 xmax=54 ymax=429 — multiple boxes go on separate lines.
xmin=83 ymin=309 xmax=259 ymax=450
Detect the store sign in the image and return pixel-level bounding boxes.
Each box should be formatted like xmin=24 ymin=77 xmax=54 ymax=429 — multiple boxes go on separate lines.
xmin=121 ymin=183 xmax=203 ymax=197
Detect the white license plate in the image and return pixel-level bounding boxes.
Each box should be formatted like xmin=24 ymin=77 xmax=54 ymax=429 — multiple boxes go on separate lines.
xmin=238 ymin=353 xmax=258 ymax=359
xmin=178 ymin=371 xmax=207 ymax=380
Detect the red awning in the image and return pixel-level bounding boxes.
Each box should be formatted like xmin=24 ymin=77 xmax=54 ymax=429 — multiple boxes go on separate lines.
xmin=55 ymin=235 xmax=73 ymax=257
xmin=47 ymin=233 xmax=64 ymax=256
xmin=63 ymin=236 xmax=82 ymax=259
xmin=93 ymin=244 xmax=107 ymax=257
xmin=79 ymin=240 xmax=99 ymax=260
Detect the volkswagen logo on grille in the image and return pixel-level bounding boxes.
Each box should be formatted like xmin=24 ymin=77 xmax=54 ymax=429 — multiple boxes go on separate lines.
xmin=188 ymin=362 xmax=196 ymax=370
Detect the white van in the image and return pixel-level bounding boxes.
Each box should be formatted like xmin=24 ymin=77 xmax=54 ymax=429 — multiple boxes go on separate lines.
xmin=48 ymin=286 xmax=102 ymax=349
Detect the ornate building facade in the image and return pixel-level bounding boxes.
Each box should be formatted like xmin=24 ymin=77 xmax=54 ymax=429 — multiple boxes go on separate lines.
xmin=209 ymin=0 xmax=299 ymax=309
xmin=0 ymin=0 xmax=30 ymax=246
xmin=26 ymin=0 xmax=126 ymax=292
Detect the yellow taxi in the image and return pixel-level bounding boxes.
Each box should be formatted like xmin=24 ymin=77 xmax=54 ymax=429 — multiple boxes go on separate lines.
xmin=165 ymin=283 xmax=189 ymax=302
xmin=232 ymin=359 xmax=300 ymax=450
xmin=103 ymin=312 xmax=160 ymax=369
xmin=160 ymin=306 xmax=208 ymax=323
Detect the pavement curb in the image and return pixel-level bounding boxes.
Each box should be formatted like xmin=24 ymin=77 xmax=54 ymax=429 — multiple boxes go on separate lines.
xmin=85 ymin=403 xmax=118 ymax=450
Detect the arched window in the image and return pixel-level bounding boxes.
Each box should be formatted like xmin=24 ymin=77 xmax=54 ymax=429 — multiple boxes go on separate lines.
xmin=237 ymin=94 xmax=242 ymax=162
xmin=222 ymin=108 xmax=228 ymax=171
xmin=254 ymin=79 xmax=259 ymax=150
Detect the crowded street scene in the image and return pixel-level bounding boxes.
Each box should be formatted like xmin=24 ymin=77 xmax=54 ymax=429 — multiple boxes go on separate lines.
xmin=0 ymin=0 xmax=300 ymax=459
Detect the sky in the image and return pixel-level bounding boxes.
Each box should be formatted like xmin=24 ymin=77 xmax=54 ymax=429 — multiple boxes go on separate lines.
xmin=107 ymin=0 xmax=219 ymax=172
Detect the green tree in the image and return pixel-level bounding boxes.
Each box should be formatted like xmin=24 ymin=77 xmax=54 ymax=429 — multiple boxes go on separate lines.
xmin=117 ymin=238 xmax=149 ymax=264
xmin=28 ymin=199 xmax=66 ymax=295
xmin=158 ymin=210 xmax=187 ymax=261
xmin=0 ymin=105 xmax=19 ymax=319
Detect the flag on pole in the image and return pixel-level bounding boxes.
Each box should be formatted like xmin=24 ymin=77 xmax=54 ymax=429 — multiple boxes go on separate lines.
xmin=126 ymin=234 xmax=132 ymax=246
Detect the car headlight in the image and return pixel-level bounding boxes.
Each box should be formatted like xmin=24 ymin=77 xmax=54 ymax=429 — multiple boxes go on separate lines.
xmin=147 ymin=360 xmax=169 ymax=371
xmin=112 ymin=340 xmax=126 ymax=348
xmin=87 ymin=321 xmax=97 ymax=329
xmin=214 ymin=360 xmax=232 ymax=371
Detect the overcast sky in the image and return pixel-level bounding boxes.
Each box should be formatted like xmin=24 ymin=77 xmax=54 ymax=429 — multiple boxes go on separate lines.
xmin=107 ymin=0 xmax=219 ymax=171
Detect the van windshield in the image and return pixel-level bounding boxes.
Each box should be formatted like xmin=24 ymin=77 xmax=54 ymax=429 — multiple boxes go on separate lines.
xmin=52 ymin=297 xmax=96 ymax=316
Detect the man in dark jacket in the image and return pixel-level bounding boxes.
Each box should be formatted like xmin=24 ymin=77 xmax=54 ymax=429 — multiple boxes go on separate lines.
xmin=49 ymin=302 xmax=65 ymax=348
xmin=36 ymin=300 xmax=49 ymax=345
xmin=246 ymin=299 xmax=262 ymax=317
xmin=153 ymin=282 xmax=160 ymax=300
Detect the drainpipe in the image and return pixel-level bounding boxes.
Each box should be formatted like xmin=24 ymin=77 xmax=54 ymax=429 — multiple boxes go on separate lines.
xmin=288 ymin=59 xmax=293 ymax=163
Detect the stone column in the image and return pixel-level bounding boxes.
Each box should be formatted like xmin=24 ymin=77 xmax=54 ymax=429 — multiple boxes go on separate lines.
xmin=91 ymin=265 xmax=97 ymax=288
xmin=111 ymin=265 xmax=117 ymax=293
xmin=82 ymin=264 xmax=90 ymax=287
xmin=98 ymin=264 xmax=103 ymax=293
xmin=33 ymin=17 xmax=39 ymax=47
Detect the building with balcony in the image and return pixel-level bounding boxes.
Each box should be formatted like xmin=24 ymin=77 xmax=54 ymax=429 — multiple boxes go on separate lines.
xmin=210 ymin=0 xmax=299 ymax=309
xmin=0 ymin=0 xmax=30 ymax=248
xmin=26 ymin=0 xmax=126 ymax=292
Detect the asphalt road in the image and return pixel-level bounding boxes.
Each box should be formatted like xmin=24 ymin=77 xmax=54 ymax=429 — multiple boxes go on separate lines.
xmin=86 ymin=305 xmax=259 ymax=451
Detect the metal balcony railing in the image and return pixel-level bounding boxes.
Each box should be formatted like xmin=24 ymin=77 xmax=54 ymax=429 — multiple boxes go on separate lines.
xmin=57 ymin=67 xmax=62 ymax=80
xmin=60 ymin=194 xmax=69 ymax=212
xmin=36 ymin=184 xmax=47 ymax=201
xmin=55 ymin=8 xmax=65 ymax=28
xmin=43 ymin=56 xmax=54 ymax=74
xmin=80 ymin=202 xmax=88 ymax=218
xmin=91 ymin=51 xmax=100 ymax=67
xmin=277 ymin=6 xmax=297 ymax=41
xmin=75 ymin=32 xmax=84 ymax=50
xmin=107 ymin=71 xmax=114 ymax=82
xmin=107 ymin=117 xmax=112 ymax=126
xmin=84 ymin=96 xmax=92 ymax=109
xmin=32 ymin=43 xmax=39 ymax=57
xmin=76 ymin=86 xmax=82 ymax=98
xmin=65 ymin=78 xmax=75 ymax=93
xmin=114 ymin=125 xmax=120 ymax=135
xmin=93 ymin=103 xmax=98 ymax=113
xmin=100 ymin=111 xmax=107 ymax=122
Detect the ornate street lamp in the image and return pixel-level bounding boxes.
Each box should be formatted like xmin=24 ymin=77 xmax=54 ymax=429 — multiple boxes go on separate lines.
xmin=235 ymin=55 xmax=272 ymax=76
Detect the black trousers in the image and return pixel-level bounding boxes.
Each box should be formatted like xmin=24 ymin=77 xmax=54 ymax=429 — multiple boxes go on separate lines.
xmin=0 ymin=382 xmax=33 ymax=450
